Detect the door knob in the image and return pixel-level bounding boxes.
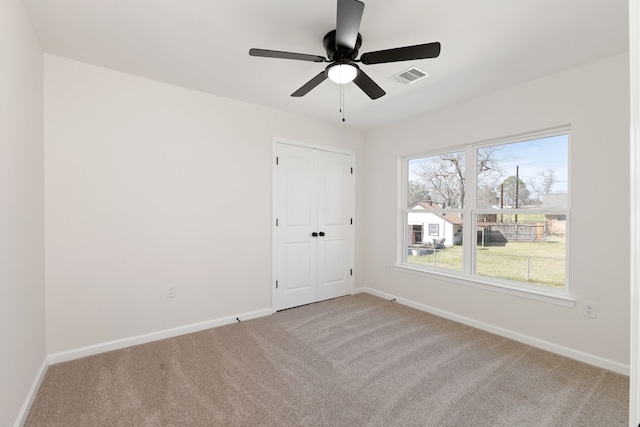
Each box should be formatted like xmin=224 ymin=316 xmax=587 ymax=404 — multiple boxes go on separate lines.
xmin=312 ymin=232 xmax=318 ymax=237
xmin=319 ymin=232 xmax=325 ymax=236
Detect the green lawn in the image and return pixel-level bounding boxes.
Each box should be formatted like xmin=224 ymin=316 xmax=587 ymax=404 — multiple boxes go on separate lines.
xmin=408 ymin=246 xmax=464 ymax=271
xmin=408 ymin=235 xmax=566 ymax=288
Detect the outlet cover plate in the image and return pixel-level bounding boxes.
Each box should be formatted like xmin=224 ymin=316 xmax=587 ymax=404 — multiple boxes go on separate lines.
xmin=165 ymin=284 xmax=176 ymax=298
xmin=583 ymin=301 xmax=597 ymax=318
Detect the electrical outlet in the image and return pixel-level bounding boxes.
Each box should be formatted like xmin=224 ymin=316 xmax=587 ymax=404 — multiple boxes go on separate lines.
xmin=165 ymin=284 xmax=176 ymax=298
xmin=583 ymin=301 xmax=597 ymax=318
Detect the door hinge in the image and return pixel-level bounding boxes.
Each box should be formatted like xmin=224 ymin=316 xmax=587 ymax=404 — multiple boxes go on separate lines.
xmin=350 ymin=218 xmax=353 ymax=225
xmin=276 ymin=156 xmax=279 ymax=165
xmin=276 ymin=280 xmax=278 ymax=289
xmin=350 ymin=269 xmax=353 ymax=276
xmin=351 ymin=167 xmax=353 ymax=174
xmin=276 ymin=218 xmax=279 ymax=227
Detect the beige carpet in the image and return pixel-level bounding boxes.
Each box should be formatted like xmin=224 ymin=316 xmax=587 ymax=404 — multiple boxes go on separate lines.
xmin=26 ymin=293 xmax=628 ymax=426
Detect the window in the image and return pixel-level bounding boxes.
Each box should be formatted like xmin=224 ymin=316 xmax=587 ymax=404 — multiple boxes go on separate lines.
xmin=403 ymin=130 xmax=569 ymax=291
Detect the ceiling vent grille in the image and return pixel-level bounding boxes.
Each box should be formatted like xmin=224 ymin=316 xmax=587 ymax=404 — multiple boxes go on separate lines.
xmin=389 ymin=67 xmax=429 ymax=85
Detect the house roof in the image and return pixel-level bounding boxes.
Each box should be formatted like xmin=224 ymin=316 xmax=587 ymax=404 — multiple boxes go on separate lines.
xmin=409 ymin=202 xmax=463 ymax=225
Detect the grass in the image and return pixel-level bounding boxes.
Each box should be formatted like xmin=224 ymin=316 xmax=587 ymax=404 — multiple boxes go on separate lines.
xmin=408 ymin=235 xmax=566 ymax=288
xmin=409 ymin=246 xmax=464 ymax=271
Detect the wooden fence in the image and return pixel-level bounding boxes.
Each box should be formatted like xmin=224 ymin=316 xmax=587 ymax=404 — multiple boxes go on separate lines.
xmin=479 ymin=223 xmax=546 ymax=244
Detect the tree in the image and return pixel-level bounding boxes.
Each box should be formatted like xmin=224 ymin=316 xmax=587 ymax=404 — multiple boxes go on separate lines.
xmin=527 ymin=169 xmax=559 ymax=206
xmin=539 ymin=169 xmax=558 ymax=194
xmin=476 ymin=185 xmax=499 ymax=209
xmin=502 ymin=175 xmax=530 ymax=208
xmin=477 ymin=146 xmax=506 ymax=184
xmin=413 ymin=152 xmax=465 ymax=208
xmin=412 ymin=148 xmax=506 ymax=209
xmin=407 ymin=181 xmax=431 ymax=206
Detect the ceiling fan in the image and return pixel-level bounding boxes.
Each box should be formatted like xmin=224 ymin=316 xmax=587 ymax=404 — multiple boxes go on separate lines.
xmin=249 ymin=0 xmax=441 ymax=100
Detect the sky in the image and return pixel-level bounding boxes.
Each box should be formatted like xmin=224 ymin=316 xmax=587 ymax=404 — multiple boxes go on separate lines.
xmin=492 ymin=134 xmax=568 ymax=193
xmin=408 ymin=133 xmax=569 ymax=194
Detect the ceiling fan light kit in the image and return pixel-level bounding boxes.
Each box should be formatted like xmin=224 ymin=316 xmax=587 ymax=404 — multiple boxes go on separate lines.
xmin=327 ymin=63 xmax=358 ymax=84
xmin=249 ymin=0 xmax=441 ymax=101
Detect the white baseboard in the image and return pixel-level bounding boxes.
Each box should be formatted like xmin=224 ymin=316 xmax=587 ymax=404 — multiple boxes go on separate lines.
xmin=14 ymin=356 xmax=49 ymax=427
xmin=48 ymin=308 xmax=274 ymax=365
xmin=354 ymin=287 xmax=630 ymax=376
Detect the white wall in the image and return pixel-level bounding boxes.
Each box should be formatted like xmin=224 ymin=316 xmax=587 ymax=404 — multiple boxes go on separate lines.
xmin=363 ymin=54 xmax=630 ymax=368
xmin=44 ymin=55 xmax=365 ymax=354
xmin=0 ymin=1 xmax=46 ymax=426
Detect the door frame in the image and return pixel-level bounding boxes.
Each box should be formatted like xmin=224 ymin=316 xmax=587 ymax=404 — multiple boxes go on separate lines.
xmin=271 ymin=137 xmax=356 ymax=311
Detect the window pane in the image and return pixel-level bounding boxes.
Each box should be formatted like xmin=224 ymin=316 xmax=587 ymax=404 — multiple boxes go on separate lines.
xmin=406 ymin=212 xmax=463 ymax=271
xmin=475 ymin=214 xmax=566 ymax=288
xmin=408 ymin=151 xmax=465 ymax=209
xmin=477 ymin=135 xmax=568 ymax=209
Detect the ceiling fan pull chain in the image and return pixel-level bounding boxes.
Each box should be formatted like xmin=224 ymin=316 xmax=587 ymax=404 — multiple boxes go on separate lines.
xmin=340 ymin=83 xmax=346 ymax=122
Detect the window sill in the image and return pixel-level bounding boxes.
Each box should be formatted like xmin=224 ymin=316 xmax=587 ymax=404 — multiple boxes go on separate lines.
xmin=392 ymin=264 xmax=576 ymax=307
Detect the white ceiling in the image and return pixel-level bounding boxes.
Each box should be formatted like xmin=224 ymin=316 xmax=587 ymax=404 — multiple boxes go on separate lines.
xmin=23 ymin=0 xmax=629 ymax=130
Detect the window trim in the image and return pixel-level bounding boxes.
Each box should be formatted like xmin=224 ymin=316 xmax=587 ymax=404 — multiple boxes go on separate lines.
xmin=391 ymin=264 xmax=576 ymax=307
xmin=398 ymin=127 xmax=573 ymax=306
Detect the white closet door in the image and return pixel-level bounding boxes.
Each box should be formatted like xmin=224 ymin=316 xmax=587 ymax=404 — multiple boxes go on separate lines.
xmin=274 ymin=143 xmax=318 ymax=310
xmin=274 ymin=143 xmax=354 ymax=311
xmin=317 ymin=149 xmax=353 ymax=302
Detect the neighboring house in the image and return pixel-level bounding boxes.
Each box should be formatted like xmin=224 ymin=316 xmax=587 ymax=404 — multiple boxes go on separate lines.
xmin=542 ymin=194 xmax=568 ymax=234
xmin=408 ymin=202 xmax=463 ymax=247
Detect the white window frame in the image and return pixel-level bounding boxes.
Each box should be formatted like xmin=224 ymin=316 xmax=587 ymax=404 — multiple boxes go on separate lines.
xmin=397 ymin=127 xmax=575 ymax=307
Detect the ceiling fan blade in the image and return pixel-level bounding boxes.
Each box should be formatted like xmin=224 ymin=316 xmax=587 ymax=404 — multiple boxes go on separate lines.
xmin=335 ymin=0 xmax=364 ymax=50
xmin=360 ymin=42 xmax=441 ymax=65
xmin=291 ymin=72 xmax=328 ymax=97
xmin=353 ymin=69 xmax=385 ymax=100
xmin=249 ymin=48 xmax=326 ymax=63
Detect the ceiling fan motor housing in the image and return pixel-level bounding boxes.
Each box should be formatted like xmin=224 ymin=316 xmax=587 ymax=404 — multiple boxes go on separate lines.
xmin=323 ymin=30 xmax=361 ymax=62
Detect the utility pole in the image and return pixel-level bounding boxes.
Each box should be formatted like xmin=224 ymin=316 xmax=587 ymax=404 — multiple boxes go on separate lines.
xmin=500 ymin=183 xmax=504 ymax=223
xmin=515 ymin=166 xmax=519 ymax=223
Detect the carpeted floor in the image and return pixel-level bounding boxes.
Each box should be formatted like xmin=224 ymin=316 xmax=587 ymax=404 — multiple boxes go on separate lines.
xmin=25 ymin=293 xmax=629 ymax=426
